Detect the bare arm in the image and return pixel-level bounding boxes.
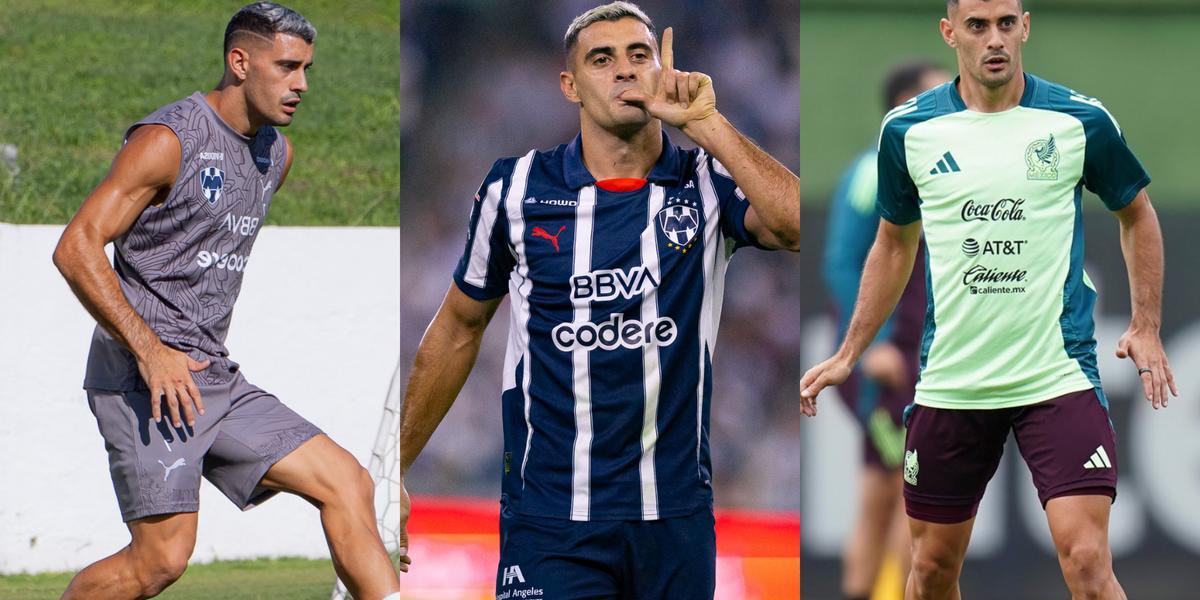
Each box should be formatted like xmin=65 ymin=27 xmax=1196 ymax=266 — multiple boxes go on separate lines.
xmin=1112 ymin=189 xmax=1177 ymax=408
xmin=52 ymin=125 xmax=209 ymax=427
xmin=397 ymin=283 xmax=502 ymax=572
xmin=277 ymin=133 xmax=295 ymax=190
xmin=799 ymin=219 xmax=922 ymax=415
xmin=683 ymin=115 xmax=801 ymax=250
xmin=615 ymin=26 xmax=799 ymax=250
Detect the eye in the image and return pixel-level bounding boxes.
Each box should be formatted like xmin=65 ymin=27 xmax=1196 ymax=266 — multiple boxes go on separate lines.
xmin=631 ymin=52 xmax=648 ymax=62
xmin=594 ymin=55 xmax=610 ymax=66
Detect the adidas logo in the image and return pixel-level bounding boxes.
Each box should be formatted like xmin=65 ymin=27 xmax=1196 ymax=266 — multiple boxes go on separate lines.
xmin=929 ymin=151 xmax=962 ymax=175
xmin=1083 ymin=445 xmax=1113 ymax=469
xmin=524 ymin=197 xmax=537 ymax=204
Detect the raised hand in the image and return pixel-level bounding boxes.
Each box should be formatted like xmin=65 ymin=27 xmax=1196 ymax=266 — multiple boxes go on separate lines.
xmin=616 ymin=27 xmax=717 ymax=129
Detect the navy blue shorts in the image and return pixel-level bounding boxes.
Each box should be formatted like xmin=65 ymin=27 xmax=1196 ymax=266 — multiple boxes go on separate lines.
xmin=495 ymin=506 xmax=716 ymax=599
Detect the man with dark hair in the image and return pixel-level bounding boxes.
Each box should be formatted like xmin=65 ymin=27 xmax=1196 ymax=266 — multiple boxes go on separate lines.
xmin=398 ymin=2 xmax=799 ymax=598
xmin=803 ymin=0 xmax=1174 ymax=598
xmin=823 ymin=60 xmax=947 ymax=600
xmin=53 ymin=3 xmax=400 ymax=599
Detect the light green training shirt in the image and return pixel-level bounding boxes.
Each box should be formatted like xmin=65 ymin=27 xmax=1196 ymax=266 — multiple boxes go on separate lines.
xmin=876 ymin=73 xmax=1149 ymax=409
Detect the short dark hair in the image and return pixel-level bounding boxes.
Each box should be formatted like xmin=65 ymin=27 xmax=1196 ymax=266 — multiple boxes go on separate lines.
xmin=224 ymin=2 xmax=316 ymax=54
xmin=882 ymin=59 xmax=944 ymax=111
xmin=563 ymin=2 xmax=656 ymax=62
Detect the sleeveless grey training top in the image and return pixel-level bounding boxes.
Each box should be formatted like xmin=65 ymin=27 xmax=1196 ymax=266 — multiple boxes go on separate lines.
xmin=84 ymin=92 xmax=287 ymax=390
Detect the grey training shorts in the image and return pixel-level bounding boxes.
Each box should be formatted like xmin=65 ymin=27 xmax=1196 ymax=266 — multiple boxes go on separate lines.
xmin=86 ymin=367 xmax=322 ymax=522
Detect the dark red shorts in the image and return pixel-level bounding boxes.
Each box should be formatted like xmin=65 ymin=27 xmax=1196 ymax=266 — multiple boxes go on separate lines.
xmin=902 ymin=388 xmax=1117 ymax=524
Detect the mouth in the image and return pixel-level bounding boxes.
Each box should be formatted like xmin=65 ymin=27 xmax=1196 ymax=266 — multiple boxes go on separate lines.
xmin=983 ymin=55 xmax=1009 ymax=72
xmin=282 ymin=97 xmax=301 ymax=114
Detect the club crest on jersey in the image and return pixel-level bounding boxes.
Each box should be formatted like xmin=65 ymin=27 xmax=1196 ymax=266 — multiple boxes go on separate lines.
xmin=200 ymin=166 xmax=225 ymax=205
xmin=1025 ymin=134 xmax=1059 ymax=180
xmin=657 ymin=203 xmax=699 ymax=252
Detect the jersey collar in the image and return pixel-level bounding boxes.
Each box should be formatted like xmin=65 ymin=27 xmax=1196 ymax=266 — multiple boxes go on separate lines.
xmin=946 ymin=72 xmax=1038 ymax=113
xmin=563 ymin=130 xmax=684 ymax=190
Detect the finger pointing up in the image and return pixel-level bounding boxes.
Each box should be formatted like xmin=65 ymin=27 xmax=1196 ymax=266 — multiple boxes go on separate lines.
xmin=661 ymin=26 xmax=674 ymax=72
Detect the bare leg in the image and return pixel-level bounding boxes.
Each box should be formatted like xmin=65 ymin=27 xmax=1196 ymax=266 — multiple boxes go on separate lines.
xmin=61 ymin=512 xmax=197 ymax=600
xmin=904 ymin=516 xmax=973 ymax=600
xmin=843 ymin=467 xmax=903 ymax=598
xmin=886 ymin=479 xmax=913 ymax=584
xmin=259 ymin=434 xmax=400 ymax=600
xmin=1045 ymin=495 xmax=1126 ymax=600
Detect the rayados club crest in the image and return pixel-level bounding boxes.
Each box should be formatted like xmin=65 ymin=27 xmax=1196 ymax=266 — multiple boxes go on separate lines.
xmin=1025 ymin=133 xmax=1059 ymax=181
xmin=657 ymin=202 xmax=700 ymax=252
xmin=200 ymin=166 xmax=225 ymax=205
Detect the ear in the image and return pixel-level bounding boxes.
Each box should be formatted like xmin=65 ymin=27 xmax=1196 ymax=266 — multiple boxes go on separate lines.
xmin=939 ymin=17 xmax=956 ymax=48
xmin=560 ymin=70 xmax=580 ymax=104
xmin=1021 ymin=12 xmax=1031 ymax=43
xmin=227 ymin=47 xmax=251 ymax=82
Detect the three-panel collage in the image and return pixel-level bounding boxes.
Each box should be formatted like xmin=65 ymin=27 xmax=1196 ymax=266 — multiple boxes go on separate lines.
xmin=0 ymin=0 xmax=1196 ymax=598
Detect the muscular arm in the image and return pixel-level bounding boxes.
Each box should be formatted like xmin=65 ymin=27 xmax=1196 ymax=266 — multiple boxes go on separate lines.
xmin=52 ymin=124 xmax=208 ymax=427
xmin=615 ymin=26 xmax=799 ymax=250
xmin=800 ymin=219 xmax=921 ymax=414
xmin=683 ymin=115 xmax=800 ymax=250
xmin=399 ymin=284 xmax=503 ymax=476
xmin=1112 ymin=189 xmax=1177 ymax=407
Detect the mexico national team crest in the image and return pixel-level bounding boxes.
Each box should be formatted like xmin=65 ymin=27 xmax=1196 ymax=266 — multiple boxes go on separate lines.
xmin=657 ymin=202 xmax=700 ymax=252
xmin=1025 ymin=134 xmax=1059 ymax=180
xmin=200 ymin=166 xmax=225 ymax=205
xmin=904 ymin=449 xmax=919 ymax=486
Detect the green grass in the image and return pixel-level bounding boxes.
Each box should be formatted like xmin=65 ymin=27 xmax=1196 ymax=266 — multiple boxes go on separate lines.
xmin=800 ymin=8 xmax=1200 ymax=208
xmin=0 ymin=557 xmax=338 ymax=599
xmin=0 ymin=0 xmax=398 ymax=225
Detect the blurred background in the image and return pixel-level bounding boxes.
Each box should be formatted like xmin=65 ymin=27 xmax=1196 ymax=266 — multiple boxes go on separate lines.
xmin=401 ymin=0 xmax=800 ymax=597
xmin=801 ymin=0 xmax=1200 ymax=598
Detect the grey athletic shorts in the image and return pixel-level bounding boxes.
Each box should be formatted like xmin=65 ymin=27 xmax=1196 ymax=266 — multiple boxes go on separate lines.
xmin=86 ymin=366 xmax=323 ymax=522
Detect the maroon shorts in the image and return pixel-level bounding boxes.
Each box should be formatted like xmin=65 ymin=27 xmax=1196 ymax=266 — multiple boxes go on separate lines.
xmin=902 ymin=388 xmax=1117 ymax=524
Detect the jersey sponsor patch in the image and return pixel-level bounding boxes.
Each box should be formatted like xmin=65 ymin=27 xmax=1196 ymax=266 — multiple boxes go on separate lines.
xmin=551 ymin=313 xmax=677 ymax=352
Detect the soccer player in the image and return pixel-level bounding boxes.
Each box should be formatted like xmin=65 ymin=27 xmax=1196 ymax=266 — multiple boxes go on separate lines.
xmin=398 ymin=2 xmax=799 ymax=598
xmin=823 ymin=60 xmax=947 ymax=600
xmin=52 ymin=4 xmax=400 ymax=599
xmin=800 ymin=1 xmax=1176 ymax=598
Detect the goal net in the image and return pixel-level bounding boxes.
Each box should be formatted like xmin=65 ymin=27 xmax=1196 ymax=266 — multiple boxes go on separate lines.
xmin=331 ymin=359 xmax=402 ymax=599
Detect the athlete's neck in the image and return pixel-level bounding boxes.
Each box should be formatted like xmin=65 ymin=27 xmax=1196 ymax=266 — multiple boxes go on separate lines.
xmin=204 ymin=88 xmax=262 ymax=138
xmin=579 ymin=118 xmax=662 ymax=181
xmin=957 ymin=68 xmax=1026 ymax=113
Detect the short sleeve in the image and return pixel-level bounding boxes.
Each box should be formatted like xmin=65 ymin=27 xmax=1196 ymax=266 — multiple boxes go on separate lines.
xmin=876 ymin=120 xmax=921 ymax=225
xmin=1077 ymin=99 xmax=1150 ymax=211
xmin=706 ymin=154 xmax=767 ymax=250
xmin=452 ymin=159 xmax=515 ymax=300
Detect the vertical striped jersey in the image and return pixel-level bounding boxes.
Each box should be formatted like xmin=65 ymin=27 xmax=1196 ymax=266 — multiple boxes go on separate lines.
xmin=453 ymin=131 xmax=762 ymax=521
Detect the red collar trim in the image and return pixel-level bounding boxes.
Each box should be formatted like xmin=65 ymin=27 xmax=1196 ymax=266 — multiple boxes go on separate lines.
xmin=595 ymin=178 xmax=648 ymax=192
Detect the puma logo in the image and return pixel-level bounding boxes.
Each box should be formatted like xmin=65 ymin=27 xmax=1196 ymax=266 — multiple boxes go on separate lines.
xmin=531 ymin=225 xmax=567 ymax=252
xmin=158 ymin=458 xmax=187 ymax=482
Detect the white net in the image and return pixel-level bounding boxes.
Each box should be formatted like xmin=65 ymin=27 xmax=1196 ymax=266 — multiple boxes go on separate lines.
xmin=332 ymin=359 xmax=402 ymax=599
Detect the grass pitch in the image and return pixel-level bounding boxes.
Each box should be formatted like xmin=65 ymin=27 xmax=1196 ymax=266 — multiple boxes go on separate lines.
xmin=0 ymin=0 xmax=398 ymax=225
xmin=0 ymin=557 xmax=339 ymax=599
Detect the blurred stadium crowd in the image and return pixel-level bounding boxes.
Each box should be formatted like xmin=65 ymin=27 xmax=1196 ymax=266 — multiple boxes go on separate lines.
xmin=399 ymin=0 xmax=801 ymax=512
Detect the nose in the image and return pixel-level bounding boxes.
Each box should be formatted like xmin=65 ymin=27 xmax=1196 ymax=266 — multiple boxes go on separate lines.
xmin=614 ymin=56 xmax=637 ymax=82
xmin=985 ymin=25 xmax=1005 ymax=51
xmin=294 ymin=70 xmax=309 ymax=93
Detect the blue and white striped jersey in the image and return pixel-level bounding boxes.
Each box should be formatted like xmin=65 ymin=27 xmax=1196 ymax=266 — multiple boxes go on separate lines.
xmin=453 ymin=132 xmax=762 ymax=521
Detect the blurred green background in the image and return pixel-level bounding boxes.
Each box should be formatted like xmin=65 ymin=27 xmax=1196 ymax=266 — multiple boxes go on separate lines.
xmin=0 ymin=0 xmax=399 ymax=225
xmin=800 ymin=0 xmax=1200 ymax=208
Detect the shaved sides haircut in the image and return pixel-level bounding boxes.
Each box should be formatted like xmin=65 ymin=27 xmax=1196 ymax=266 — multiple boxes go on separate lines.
xmin=224 ymin=1 xmax=316 ymax=54
xmin=563 ymin=1 xmax=656 ymax=63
